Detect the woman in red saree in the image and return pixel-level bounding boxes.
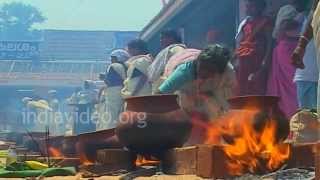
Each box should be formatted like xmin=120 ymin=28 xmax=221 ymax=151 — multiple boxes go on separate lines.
xmin=235 ymin=0 xmax=273 ymax=96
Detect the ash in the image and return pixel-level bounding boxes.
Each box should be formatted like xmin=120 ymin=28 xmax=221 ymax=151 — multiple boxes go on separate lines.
xmin=232 ymin=168 xmax=315 ymax=180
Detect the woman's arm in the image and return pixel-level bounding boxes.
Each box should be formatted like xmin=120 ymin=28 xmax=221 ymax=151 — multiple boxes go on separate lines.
xmin=292 ymin=0 xmax=319 ymax=68
xmin=157 ymin=62 xmax=194 ymax=94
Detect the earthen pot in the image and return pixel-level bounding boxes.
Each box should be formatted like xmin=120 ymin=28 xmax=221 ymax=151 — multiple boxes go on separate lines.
xmin=115 ymin=95 xmax=192 ymax=157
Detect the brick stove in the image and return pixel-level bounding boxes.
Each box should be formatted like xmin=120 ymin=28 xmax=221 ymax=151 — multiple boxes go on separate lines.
xmin=82 ymin=142 xmax=318 ymax=179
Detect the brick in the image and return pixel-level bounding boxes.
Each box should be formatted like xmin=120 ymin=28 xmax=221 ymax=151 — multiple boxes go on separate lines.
xmin=315 ymin=143 xmax=320 ymax=180
xmin=97 ymin=148 xmax=135 ymax=165
xmin=162 ymin=146 xmax=198 ymax=175
xmin=287 ymin=143 xmax=316 ymax=168
xmin=196 ymin=145 xmax=214 ymax=178
xmin=211 ymin=146 xmax=230 ymax=179
xmin=96 ymin=148 xmax=135 ymax=172
xmin=196 ymin=145 xmax=230 ymax=179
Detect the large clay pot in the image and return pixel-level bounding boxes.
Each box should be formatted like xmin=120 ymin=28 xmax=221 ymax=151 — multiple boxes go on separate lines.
xmin=228 ymin=95 xmax=280 ymax=110
xmin=115 ymin=95 xmax=192 ymax=157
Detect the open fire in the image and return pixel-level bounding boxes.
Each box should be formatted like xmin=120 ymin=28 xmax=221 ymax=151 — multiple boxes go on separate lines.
xmin=79 ymin=152 xmax=94 ymax=166
xmin=204 ymin=109 xmax=290 ymax=176
xmin=48 ymin=147 xmax=64 ymax=158
xmin=135 ymin=155 xmax=160 ymax=166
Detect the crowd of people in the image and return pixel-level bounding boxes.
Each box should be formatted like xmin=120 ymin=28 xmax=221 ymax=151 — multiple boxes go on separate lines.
xmin=22 ymin=0 xmax=319 ymax=136
xmin=236 ymin=0 xmax=318 ymax=118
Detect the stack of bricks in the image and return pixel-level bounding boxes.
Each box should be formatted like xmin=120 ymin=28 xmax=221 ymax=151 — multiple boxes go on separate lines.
xmin=90 ymin=143 xmax=319 ymax=179
xmin=162 ymin=145 xmax=230 ymax=179
xmin=162 ymin=143 xmax=320 ymax=179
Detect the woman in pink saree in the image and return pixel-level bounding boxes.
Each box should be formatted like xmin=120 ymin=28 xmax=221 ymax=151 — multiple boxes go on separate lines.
xmin=267 ymin=18 xmax=303 ymax=118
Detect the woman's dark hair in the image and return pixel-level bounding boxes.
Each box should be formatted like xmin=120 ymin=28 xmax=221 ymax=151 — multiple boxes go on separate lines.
xmin=160 ymin=29 xmax=182 ymax=43
xmin=247 ymin=0 xmax=267 ymax=11
xmin=127 ymin=39 xmax=149 ymax=54
xmin=197 ymin=44 xmax=231 ymax=74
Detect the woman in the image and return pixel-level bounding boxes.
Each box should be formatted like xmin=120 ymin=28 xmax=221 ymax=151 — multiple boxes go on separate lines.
xmin=157 ymin=44 xmax=236 ymax=144
xmin=75 ymin=80 xmax=98 ymax=134
xmin=121 ymin=39 xmax=153 ymax=98
xmin=268 ymin=1 xmax=308 ymax=118
xmin=93 ymin=86 xmax=107 ymax=131
xmin=148 ymin=29 xmax=186 ymax=93
xmin=291 ymin=0 xmax=318 ymax=110
xmin=96 ymin=49 xmax=130 ymax=131
xmin=157 ymin=44 xmax=236 ymax=120
xmin=292 ymin=0 xmax=320 ymax=113
xmin=235 ymin=0 xmax=273 ymax=96
xmin=22 ymin=97 xmax=52 ymax=133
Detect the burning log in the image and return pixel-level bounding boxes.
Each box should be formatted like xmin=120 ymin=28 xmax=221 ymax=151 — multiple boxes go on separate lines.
xmin=135 ymin=155 xmax=160 ymax=167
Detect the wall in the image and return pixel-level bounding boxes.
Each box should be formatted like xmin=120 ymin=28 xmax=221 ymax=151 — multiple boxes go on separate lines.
xmin=39 ymin=30 xmax=138 ymax=61
xmin=238 ymin=0 xmax=288 ymax=21
xmin=146 ymin=0 xmax=238 ymax=55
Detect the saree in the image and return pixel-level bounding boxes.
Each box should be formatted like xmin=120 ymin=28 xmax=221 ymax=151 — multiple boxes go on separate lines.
xmin=267 ymin=38 xmax=299 ymax=118
xmin=121 ymin=55 xmax=153 ymax=98
xmin=163 ymin=48 xmax=201 ymax=78
xmin=236 ymin=16 xmax=272 ymax=96
xmin=148 ymin=44 xmax=186 ymax=93
xmin=312 ymin=2 xmax=320 ymax=113
xmin=98 ymin=63 xmax=126 ymax=130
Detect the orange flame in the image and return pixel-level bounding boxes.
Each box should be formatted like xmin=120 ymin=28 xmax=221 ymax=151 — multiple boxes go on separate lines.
xmin=135 ymin=155 xmax=160 ymax=166
xmin=205 ymin=110 xmax=290 ymax=176
xmin=79 ymin=153 xmax=94 ymax=166
xmin=48 ymin=147 xmax=64 ymax=158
